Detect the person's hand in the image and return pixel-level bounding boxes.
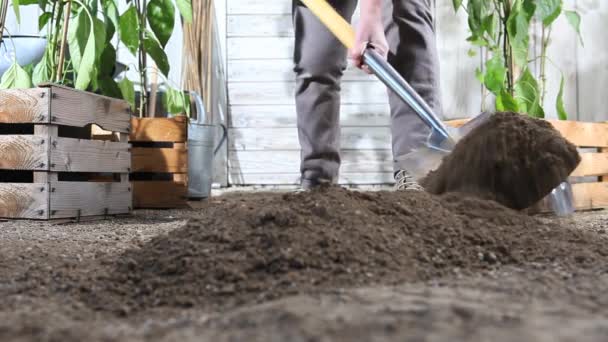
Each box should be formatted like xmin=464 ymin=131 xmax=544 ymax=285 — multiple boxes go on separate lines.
xmin=349 ymin=17 xmax=388 ymax=74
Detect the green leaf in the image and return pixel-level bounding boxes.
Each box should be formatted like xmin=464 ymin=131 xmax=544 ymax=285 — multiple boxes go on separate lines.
xmin=564 ymin=10 xmax=583 ymax=45
xmin=496 ymin=90 xmax=519 ymax=112
xmin=118 ymin=78 xmax=135 ymax=110
xmin=147 ymin=0 xmax=175 ymax=48
xmin=19 ymin=0 xmax=40 ymax=5
xmin=98 ymin=76 xmax=122 ymax=99
xmin=536 ymin=0 xmax=562 ymax=26
xmin=119 ymin=5 xmax=139 ymax=55
xmin=38 ymin=12 xmax=52 ymax=31
xmin=163 ymin=87 xmax=188 ymax=114
xmin=467 ymin=48 xmax=477 ymax=57
xmin=175 ymin=0 xmax=192 ymax=23
xmin=483 ymin=53 xmax=506 ymax=94
xmin=32 ymin=50 xmax=52 ymax=85
xmin=12 ymin=0 xmax=21 ymax=24
xmin=68 ymin=10 xmax=87 ymax=73
xmin=144 ymin=30 xmax=170 ymax=76
xmin=0 ymin=62 xmax=33 ymax=89
xmin=475 ymin=67 xmax=484 ymax=83
xmin=452 ymin=0 xmax=463 ymax=11
xmin=556 ymin=75 xmax=568 ymax=120
xmin=514 ymin=68 xmax=544 ymax=118
xmin=102 ymin=0 xmax=120 ymax=40
xmin=507 ymin=0 xmax=535 ymax=67
xmin=99 ymin=44 xmax=117 ymax=77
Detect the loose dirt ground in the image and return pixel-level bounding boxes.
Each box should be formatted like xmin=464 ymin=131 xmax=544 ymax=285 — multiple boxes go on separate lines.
xmin=1 ymin=189 xmax=607 ymax=342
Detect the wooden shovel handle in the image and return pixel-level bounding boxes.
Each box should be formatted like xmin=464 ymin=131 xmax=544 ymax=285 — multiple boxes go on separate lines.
xmin=300 ymin=0 xmax=356 ymax=50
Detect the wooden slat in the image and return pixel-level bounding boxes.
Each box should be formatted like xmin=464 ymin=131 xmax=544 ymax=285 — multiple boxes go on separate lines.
xmin=229 ymin=150 xmax=392 ymax=174
xmin=228 ymin=37 xmax=293 ymax=59
xmin=47 ymin=85 xmax=130 ymax=133
xmin=0 ymin=183 xmax=49 ymax=219
xmin=132 ymin=144 xmax=188 ymax=173
xmin=228 ymin=82 xmax=389 ymax=105
xmin=229 ymin=104 xmax=390 ymax=128
xmin=571 ymin=153 xmax=608 ymax=177
xmin=0 ymin=88 xmax=50 ymax=123
xmin=435 ymin=0 xmax=484 ymax=120
xmin=50 ymin=138 xmax=131 ymax=173
xmin=0 ymin=135 xmax=48 ymax=170
xmin=229 ymin=172 xmax=394 ymax=185
xmin=130 ymin=117 xmax=188 ymax=142
xmin=229 ymin=127 xmax=391 ymax=151
xmin=228 ymin=14 xmax=293 ymax=37
xmin=227 ymin=0 xmax=290 ymax=14
xmin=547 ymin=120 xmax=608 ymax=147
xmin=132 ymin=181 xmax=188 ymax=208
xmin=49 ymin=182 xmax=131 ymax=218
xmin=573 ymin=182 xmax=608 ymax=210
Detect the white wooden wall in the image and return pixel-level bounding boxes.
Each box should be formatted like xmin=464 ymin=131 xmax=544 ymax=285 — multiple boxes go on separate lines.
xmin=224 ymin=0 xmax=608 ymax=186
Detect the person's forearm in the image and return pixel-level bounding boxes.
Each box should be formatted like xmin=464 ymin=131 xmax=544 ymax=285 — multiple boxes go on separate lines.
xmin=360 ymin=0 xmax=383 ymax=22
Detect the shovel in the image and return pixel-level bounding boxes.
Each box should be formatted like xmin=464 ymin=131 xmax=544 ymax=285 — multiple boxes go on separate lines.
xmin=299 ymin=0 xmax=574 ymax=216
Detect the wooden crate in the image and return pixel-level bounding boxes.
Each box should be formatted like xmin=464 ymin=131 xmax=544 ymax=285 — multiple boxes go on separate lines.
xmin=0 ymin=84 xmax=132 ymax=220
xmin=447 ymin=119 xmax=608 ymax=211
xmin=130 ymin=116 xmax=189 ymax=208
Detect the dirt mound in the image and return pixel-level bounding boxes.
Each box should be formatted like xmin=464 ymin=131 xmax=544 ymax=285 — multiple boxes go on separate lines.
xmin=86 ymin=187 xmax=604 ymax=314
xmin=423 ymin=112 xmax=581 ymax=209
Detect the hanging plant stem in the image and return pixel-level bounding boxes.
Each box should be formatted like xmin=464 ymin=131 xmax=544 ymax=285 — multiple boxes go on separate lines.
xmin=56 ymin=0 xmax=72 ymax=83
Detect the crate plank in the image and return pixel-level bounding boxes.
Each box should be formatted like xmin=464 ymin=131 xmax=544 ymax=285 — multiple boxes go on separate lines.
xmin=0 ymin=183 xmax=49 ymax=219
xmin=548 ymin=120 xmax=608 ymax=147
xmin=49 ymin=182 xmax=131 ymax=219
xmin=49 ymin=138 xmax=130 ymax=173
xmin=47 ymin=84 xmax=130 ymax=133
xmin=0 ymin=89 xmax=50 ymax=123
xmin=132 ymin=181 xmax=188 ymax=208
xmin=132 ymin=144 xmax=187 ymax=173
xmin=571 ymin=153 xmax=608 ymax=177
xmin=130 ymin=117 xmax=188 ymax=142
xmin=0 ymin=135 xmax=48 ymax=170
xmin=573 ymin=182 xmax=608 ymax=210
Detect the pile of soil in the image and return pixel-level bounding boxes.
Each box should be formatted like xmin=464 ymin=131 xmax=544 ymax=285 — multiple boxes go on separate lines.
xmin=82 ymin=187 xmax=606 ymax=314
xmin=423 ymin=112 xmax=581 ymax=209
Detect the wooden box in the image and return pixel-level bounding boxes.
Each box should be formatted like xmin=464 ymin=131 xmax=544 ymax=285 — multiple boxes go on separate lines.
xmin=448 ymin=119 xmax=608 ymax=211
xmin=130 ymin=116 xmax=189 ymax=208
xmin=0 ymin=84 xmax=132 ymax=219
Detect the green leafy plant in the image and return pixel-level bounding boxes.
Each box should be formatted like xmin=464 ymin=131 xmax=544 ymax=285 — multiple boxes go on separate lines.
xmin=453 ymin=0 xmax=582 ymax=119
xmin=4 ymin=0 xmax=192 ymax=118
xmin=117 ymin=0 xmax=193 ymax=117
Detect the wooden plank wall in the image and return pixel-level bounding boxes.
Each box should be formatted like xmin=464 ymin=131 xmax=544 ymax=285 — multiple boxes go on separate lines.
xmin=224 ymin=0 xmax=608 ymax=186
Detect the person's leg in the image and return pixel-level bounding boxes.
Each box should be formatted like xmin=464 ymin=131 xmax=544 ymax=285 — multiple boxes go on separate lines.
xmin=293 ymin=0 xmax=358 ymax=188
xmin=385 ymin=0 xmax=442 ymax=174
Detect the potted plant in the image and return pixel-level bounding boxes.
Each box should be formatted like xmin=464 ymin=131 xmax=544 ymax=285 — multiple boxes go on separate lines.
xmin=0 ymin=0 xmax=133 ymax=220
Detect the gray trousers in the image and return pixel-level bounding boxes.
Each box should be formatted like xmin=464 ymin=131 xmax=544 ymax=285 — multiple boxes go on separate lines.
xmin=293 ymin=0 xmax=441 ymax=185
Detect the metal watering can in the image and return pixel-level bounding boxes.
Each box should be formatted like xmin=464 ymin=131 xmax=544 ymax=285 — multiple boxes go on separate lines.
xmin=187 ymin=91 xmax=227 ymax=199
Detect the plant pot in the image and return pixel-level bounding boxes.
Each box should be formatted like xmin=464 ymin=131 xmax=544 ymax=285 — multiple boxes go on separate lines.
xmin=0 ymin=35 xmax=47 ymax=76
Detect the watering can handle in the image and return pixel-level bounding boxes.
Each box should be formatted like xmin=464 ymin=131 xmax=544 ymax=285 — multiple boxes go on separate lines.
xmin=190 ymin=90 xmax=228 ymax=155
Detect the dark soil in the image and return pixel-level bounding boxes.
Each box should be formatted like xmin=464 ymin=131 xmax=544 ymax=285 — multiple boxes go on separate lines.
xmin=422 ymin=112 xmax=581 ymax=209
xmin=79 ymin=188 xmax=606 ymax=314
xmin=1 ymin=193 xmax=607 ymax=341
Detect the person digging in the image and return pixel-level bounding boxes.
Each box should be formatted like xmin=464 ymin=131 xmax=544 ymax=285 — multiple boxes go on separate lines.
xmin=293 ymin=0 xmax=439 ymax=191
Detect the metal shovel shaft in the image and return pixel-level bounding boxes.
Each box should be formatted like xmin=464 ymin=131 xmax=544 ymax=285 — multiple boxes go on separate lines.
xmin=362 ymin=47 xmax=451 ymax=141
